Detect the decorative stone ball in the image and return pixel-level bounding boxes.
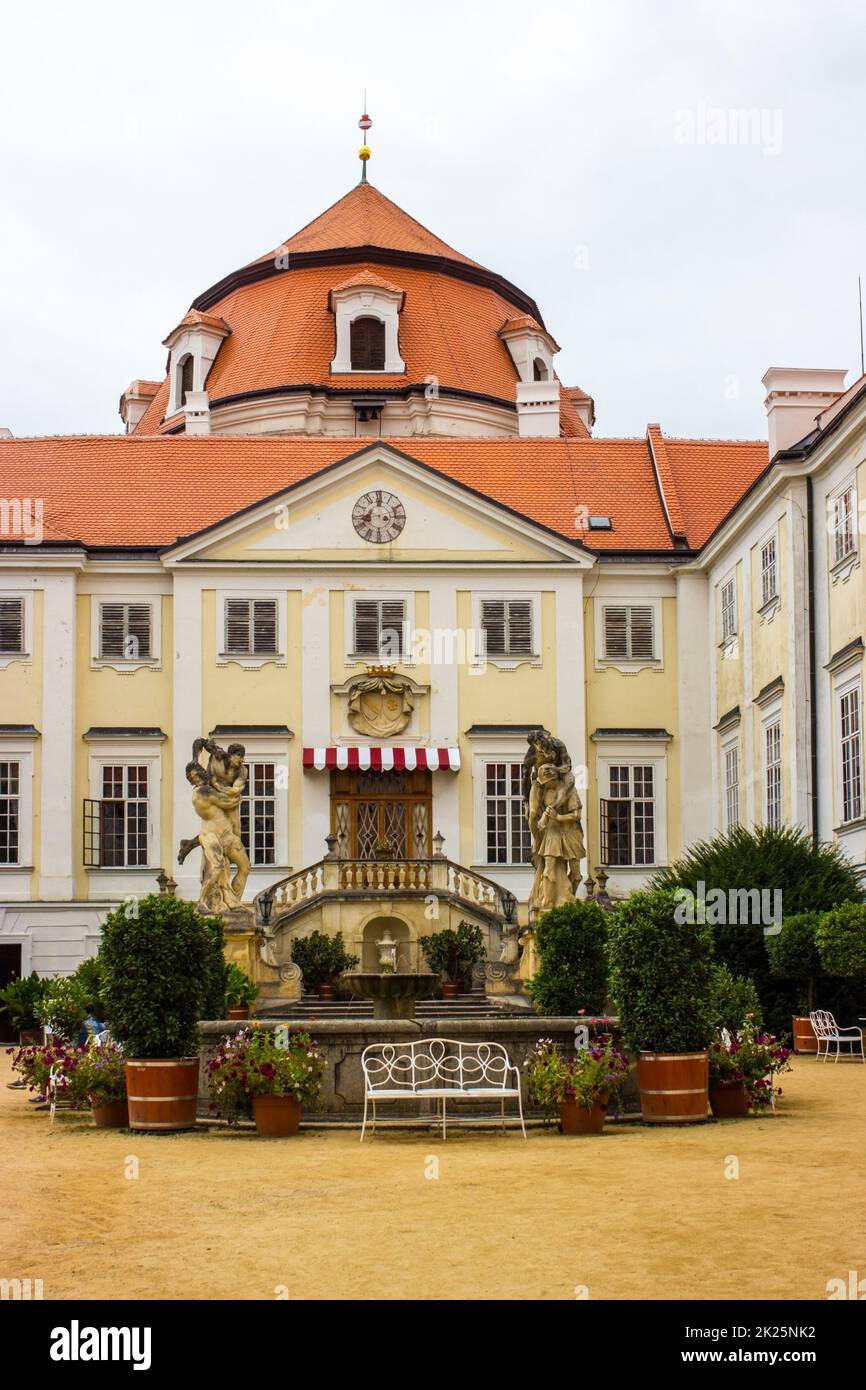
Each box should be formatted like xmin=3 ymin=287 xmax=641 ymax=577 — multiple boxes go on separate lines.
xmin=359 ymin=145 xmax=371 ymax=161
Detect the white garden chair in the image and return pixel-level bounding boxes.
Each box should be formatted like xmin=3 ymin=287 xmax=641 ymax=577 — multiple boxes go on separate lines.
xmin=810 ymin=1010 xmax=865 ymax=1063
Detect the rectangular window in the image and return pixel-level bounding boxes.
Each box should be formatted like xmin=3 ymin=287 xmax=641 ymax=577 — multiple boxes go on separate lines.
xmin=833 ymin=486 xmax=856 ymax=565
xmin=0 ymin=760 xmax=20 ymax=865
xmin=240 ymin=762 xmax=276 ymax=867
xmin=764 ymin=722 xmax=782 ymax=828
xmin=602 ymin=605 xmax=655 ymax=661
xmin=0 ymin=598 xmax=24 ymax=655
xmin=479 ymin=599 xmax=534 ymax=658
xmin=352 ymin=598 xmax=406 ymax=659
xmin=720 ymin=578 xmax=736 ymax=641
xmin=600 ymin=764 xmax=655 ymax=866
xmin=84 ymin=765 xmax=149 ymax=868
xmin=840 ymin=688 xmax=863 ymax=824
xmin=484 ymin=761 xmax=532 ymax=865
xmin=724 ymin=745 xmax=739 ymax=830
xmin=760 ymin=537 xmax=778 ymax=607
xmin=224 ymin=598 xmax=278 ymax=656
xmin=99 ymin=603 xmax=152 ymax=660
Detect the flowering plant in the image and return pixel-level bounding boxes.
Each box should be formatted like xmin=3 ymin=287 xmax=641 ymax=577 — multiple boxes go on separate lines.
xmin=69 ymin=1038 xmax=126 ymax=1107
xmin=207 ymin=1025 xmax=325 ymax=1124
xmin=7 ymin=1041 xmax=71 ymax=1098
xmin=524 ymin=1035 xmax=630 ymax=1116
xmin=708 ymin=1017 xmax=792 ymax=1109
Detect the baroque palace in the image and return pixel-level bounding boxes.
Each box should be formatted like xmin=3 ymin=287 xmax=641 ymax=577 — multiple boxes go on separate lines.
xmin=2 ymin=137 xmax=866 ymax=987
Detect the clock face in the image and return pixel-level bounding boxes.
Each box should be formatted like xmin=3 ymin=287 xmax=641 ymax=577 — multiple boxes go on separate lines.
xmin=352 ymin=490 xmax=406 ymax=544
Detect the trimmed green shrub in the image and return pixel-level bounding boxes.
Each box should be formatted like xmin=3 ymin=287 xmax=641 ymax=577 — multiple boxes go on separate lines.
xmin=710 ymin=962 xmax=763 ymax=1032
xmin=420 ymin=923 xmax=485 ymax=989
xmin=527 ymin=900 xmax=608 ymax=1016
xmin=766 ymin=912 xmax=823 ymax=1013
xmin=35 ymin=976 xmax=89 ymax=1043
xmin=71 ymin=956 xmax=106 ymax=1018
xmin=817 ymin=902 xmax=866 ymax=978
xmin=0 ymin=972 xmax=49 ymax=1033
xmin=99 ymin=895 xmax=227 ymax=1058
xmin=607 ymin=888 xmax=715 ymax=1053
xmin=291 ymin=931 xmax=359 ymax=990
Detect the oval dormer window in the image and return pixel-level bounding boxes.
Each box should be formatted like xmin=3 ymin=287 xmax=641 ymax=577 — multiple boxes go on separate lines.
xmin=350 ymin=317 xmax=386 ymax=371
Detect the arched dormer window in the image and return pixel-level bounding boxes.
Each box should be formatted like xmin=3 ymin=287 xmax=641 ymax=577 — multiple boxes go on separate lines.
xmin=533 ymin=357 xmax=549 ymax=382
xmin=177 ymin=354 xmax=195 ymax=407
xmin=350 ymin=317 xmax=386 ymax=371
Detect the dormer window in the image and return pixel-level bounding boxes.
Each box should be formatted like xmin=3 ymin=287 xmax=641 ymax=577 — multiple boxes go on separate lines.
xmin=351 ymin=317 xmax=386 ymax=371
xmin=533 ymin=357 xmax=549 ymax=382
xmin=177 ymin=354 xmax=194 ymax=407
xmin=162 ymin=310 xmax=231 ymax=417
xmin=329 ymin=273 xmax=405 ymax=374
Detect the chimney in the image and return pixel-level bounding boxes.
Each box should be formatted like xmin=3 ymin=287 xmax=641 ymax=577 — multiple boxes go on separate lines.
xmin=184 ymin=390 xmax=211 ymax=436
xmin=516 ymin=380 xmax=561 ymax=438
xmin=762 ymin=367 xmax=847 ymax=458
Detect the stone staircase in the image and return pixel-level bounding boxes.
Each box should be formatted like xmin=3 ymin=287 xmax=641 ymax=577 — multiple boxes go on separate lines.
xmin=263 ymin=988 xmax=529 ymax=1021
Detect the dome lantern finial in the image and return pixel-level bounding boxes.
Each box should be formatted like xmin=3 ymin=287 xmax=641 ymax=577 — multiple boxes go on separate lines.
xmin=358 ymin=103 xmax=372 ymax=183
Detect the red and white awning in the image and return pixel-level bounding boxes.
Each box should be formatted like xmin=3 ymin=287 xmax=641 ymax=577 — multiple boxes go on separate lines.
xmin=303 ymin=746 xmax=460 ymax=772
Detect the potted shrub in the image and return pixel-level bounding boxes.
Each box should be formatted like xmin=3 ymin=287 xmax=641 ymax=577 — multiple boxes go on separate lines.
xmin=99 ymin=894 xmax=227 ymax=1131
xmin=607 ymin=888 xmax=715 ymax=1124
xmin=0 ymin=972 xmax=50 ymax=1044
xmin=35 ymin=975 xmax=89 ymax=1044
xmin=208 ymin=1024 xmax=324 ymax=1136
xmin=525 ymin=1035 xmax=629 ymax=1134
xmin=709 ymin=1019 xmax=792 ymax=1117
xmin=420 ymin=923 xmax=485 ymax=999
xmin=70 ymin=1037 xmax=129 ymax=1128
xmin=291 ymin=930 xmax=359 ymax=1000
xmin=766 ymin=913 xmax=822 ymax=1053
xmin=527 ymin=900 xmax=608 ymax=1016
xmin=225 ymin=964 xmax=259 ymax=1020
xmin=710 ymin=962 xmax=763 ymax=1032
xmin=6 ymin=1039 xmax=68 ymax=1100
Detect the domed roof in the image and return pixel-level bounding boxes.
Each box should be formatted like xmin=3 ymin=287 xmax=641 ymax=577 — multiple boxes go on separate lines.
xmin=132 ymin=180 xmax=585 ymax=436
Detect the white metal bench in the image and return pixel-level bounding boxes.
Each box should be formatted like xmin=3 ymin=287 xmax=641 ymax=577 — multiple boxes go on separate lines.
xmin=359 ymin=1039 xmax=526 ymax=1141
xmin=810 ymin=1010 xmax=865 ymax=1063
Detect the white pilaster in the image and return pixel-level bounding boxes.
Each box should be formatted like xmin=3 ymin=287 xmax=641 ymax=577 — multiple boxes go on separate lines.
xmin=676 ymin=570 xmax=712 ymax=852
xmin=301 ymin=581 xmax=331 ymax=865
xmin=428 ymin=579 xmax=460 ymax=856
xmin=172 ymin=575 xmax=204 ymax=900
xmin=555 ymin=572 xmax=587 ymax=872
xmin=39 ymin=572 xmax=77 ymax=899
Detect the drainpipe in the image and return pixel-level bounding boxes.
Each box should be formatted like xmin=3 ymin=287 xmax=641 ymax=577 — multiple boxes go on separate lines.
xmin=807 ymin=477 xmax=819 ymax=844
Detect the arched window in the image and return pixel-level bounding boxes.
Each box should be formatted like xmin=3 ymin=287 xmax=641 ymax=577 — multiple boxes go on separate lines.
xmin=177 ymin=354 xmax=195 ymax=407
xmin=533 ymin=357 xmax=548 ymax=382
xmin=350 ymin=317 xmax=386 ymax=371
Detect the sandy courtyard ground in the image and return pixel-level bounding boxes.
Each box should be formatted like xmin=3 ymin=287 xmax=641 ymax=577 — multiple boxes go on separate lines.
xmin=1 ymin=1052 xmax=863 ymax=1301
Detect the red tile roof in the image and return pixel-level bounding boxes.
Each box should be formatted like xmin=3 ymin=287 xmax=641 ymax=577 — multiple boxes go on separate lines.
xmin=0 ymin=433 xmax=768 ymax=553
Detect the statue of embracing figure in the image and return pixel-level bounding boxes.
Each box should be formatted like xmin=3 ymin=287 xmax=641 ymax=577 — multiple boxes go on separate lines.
xmin=523 ymin=728 xmax=584 ymax=921
xmin=178 ymin=737 xmax=251 ymax=916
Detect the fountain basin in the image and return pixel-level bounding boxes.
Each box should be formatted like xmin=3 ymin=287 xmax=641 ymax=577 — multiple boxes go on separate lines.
xmin=341 ymin=972 xmax=439 ymax=1020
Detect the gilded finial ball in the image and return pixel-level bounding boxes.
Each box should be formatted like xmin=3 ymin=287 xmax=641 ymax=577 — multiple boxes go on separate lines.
xmin=359 ymin=144 xmax=371 ymax=161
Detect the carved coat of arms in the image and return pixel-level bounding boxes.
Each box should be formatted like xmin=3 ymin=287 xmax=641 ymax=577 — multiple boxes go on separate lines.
xmin=347 ymin=667 xmax=415 ymax=737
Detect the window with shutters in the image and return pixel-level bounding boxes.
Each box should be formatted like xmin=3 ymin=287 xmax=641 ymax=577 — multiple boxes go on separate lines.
xmin=98 ymin=603 xmax=152 ymax=660
xmin=240 ymin=762 xmax=276 ymax=867
xmin=351 ymin=598 xmax=407 ymax=659
xmin=479 ymin=599 xmax=534 ymax=658
xmin=350 ymin=317 xmax=386 ymax=371
xmin=223 ymin=598 xmax=279 ymax=657
xmin=0 ymin=760 xmax=20 ymax=865
xmin=599 ymin=764 xmax=656 ymax=866
xmin=0 ymin=598 xmax=25 ymax=655
xmin=601 ymin=604 xmax=656 ymax=662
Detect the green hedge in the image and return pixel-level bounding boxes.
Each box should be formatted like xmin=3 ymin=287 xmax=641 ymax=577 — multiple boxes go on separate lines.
xmin=527 ymin=901 xmax=608 ymax=1016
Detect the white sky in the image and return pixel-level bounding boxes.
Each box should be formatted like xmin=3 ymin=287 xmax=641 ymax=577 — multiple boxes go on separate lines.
xmin=1 ymin=0 xmax=864 ymax=440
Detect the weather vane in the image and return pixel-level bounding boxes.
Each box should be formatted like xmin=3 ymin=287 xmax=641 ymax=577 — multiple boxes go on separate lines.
xmin=358 ymin=100 xmax=372 ymax=182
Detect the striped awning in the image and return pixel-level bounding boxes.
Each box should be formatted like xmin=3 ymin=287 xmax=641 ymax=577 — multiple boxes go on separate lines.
xmin=303 ymin=746 xmax=461 ymax=772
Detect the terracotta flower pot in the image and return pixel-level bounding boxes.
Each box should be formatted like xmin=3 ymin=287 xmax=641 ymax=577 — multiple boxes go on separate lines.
xmin=227 ymin=1007 xmax=249 ymax=1021
xmin=559 ymin=1095 xmax=608 ymax=1135
xmin=441 ymin=981 xmax=460 ymax=1000
xmin=792 ymin=1016 xmax=818 ymax=1054
xmin=636 ymin=1051 xmax=709 ymax=1124
xmin=91 ymin=1099 xmax=130 ymax=1129
xmin=125 ymin=1058 xmax=200 ymax=1131
xmin=317 ymin=983 xmax=335 ymax=1001
xmin=252 ymin=1093 xmax=301 ymax=1138
xmin=709 ymin=1080 xmax=750 ymax=1119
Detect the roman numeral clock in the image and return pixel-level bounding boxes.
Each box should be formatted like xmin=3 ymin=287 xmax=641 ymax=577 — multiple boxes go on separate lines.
xmin=352 ymin=490 xmax=406 ymax=543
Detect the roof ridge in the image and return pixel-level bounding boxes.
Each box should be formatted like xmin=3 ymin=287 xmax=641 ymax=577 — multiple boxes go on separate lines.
xmin=646 ymin=423 xmax=687 ymax=540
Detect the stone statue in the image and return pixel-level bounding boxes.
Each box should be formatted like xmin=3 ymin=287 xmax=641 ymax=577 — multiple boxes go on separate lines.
xmin=178 ymin=737 xmax=251 ymax=916
xmin=524 ymin=729 xmax=584 ymax=921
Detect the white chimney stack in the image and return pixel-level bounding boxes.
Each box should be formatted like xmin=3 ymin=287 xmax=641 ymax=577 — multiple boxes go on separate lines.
xmin=762 ymin=367 xmax=847 ymax=458
xmin=516 ymin=380 xmax=561 ymax=438
xmin=184 ymin=390 xmax=211 ymax=437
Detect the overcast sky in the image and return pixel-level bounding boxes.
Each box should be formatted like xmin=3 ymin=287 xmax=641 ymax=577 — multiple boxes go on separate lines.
xmin=1 ymin=0 xmax=864 ymax=441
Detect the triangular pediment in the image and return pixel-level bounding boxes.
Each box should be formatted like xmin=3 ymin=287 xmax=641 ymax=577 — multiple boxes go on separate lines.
xmin=162 ymin=444 xmax=593 ymax=567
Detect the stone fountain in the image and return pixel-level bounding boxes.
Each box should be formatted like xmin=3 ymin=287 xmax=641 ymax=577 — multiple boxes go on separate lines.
xmin=341 ymin=927 xmax=438 ymax=1020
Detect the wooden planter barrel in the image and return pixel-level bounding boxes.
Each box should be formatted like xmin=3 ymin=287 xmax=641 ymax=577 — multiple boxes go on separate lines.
xmin=709 ymin=1080 xmax=750 ymax=1119
xmin=125 ymin=1059 xmax=200 ymax=1131
xmin=792 ymin=1016 xmax=818 ymax=1054
xmin=252 ymin=1094 xmax=301 ymax=1138
xmin=91 ymin=1099 xmax=130 ymax=1129
xmin=559 ymin=1096 xmax=608 ymax=1135
xmin=636 ymin=1051 xmax=709 ymax=1124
